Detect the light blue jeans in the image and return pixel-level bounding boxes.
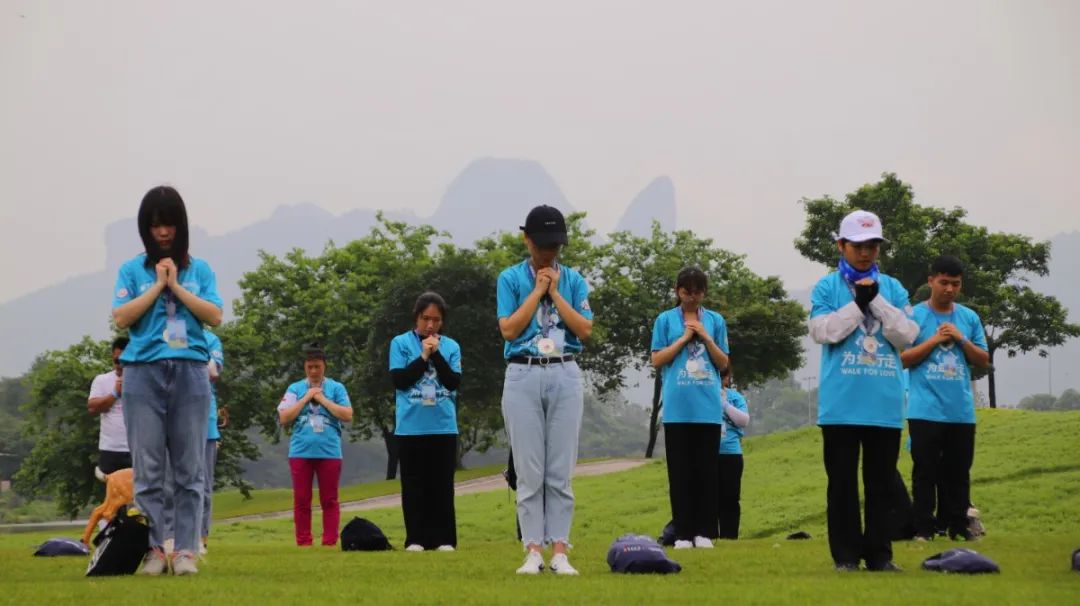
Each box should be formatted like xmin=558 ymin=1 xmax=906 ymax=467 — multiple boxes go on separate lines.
xmin=501 ymin=360 xmax=584 ymax=547
xmin=122 ymin=359 xmax=209 ymax=553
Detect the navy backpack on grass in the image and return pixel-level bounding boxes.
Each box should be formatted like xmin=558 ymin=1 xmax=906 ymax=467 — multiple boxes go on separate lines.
xmin=341 ymin=517 xmax=393 ymax=551
xmin=608 ymin=534 xmax=681 ymax=574
xmin=922 ymin=549 xmax=1000 ymax=574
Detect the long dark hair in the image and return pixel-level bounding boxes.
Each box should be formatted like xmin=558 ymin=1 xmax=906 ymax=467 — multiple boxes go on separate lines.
xmin=674 ymin=266 xmax=708 ymax=305
xmin=138 ymin=186 xmax=190 ymax=269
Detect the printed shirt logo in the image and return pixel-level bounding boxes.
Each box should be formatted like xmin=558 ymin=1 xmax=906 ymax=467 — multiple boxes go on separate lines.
xmin=581 ymin=299 xmax=591 ymax=311
xmin=859 ymin=217 xmax=877 ymax=228
xmin=116 ymin=288 xmax=128 ymax=298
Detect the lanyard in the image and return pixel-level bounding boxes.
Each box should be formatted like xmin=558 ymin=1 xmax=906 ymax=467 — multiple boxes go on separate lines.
xmin=163 ymin=289 xmax=177 ymax=320
xmin=526 ymin=262 xmax=556 ymax=338
xmin=680 ymin=307 xmax=706 ymax=359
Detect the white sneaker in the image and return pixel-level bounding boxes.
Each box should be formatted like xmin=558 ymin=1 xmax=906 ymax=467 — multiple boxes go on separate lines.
xmin=693 ymin=536 xmax=714 ymax=549
xmin=673 ymin=540 xmax=693 ymax=550
xmin=436 ymin=545 xmax=455 ymax=552
xmin=516 ymin=550 xmax=545 ymax=575
xmin=171 ymin=551 xmax=199 ymax=576
xmin=405 ymin=544 xmax=425 ymax=552
xmin=549 ymin=553 xmax=579 ymax=576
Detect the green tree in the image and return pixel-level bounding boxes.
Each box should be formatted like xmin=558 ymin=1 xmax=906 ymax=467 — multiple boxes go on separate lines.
xmin=742 ymin=376 xmax=816 ymax=436
xmin=587 ymin=223 xmax=807 ymax=457
xmin=1053 ymin=388 xmax=1080 ymax=411
xmin=13 ymin=337 xmax=108 ymax=517
xmin=795 ymin=173 xmax=1080 ymax=407
xmin=0 ymin=376 xmax=33 ymax=481
xmin=1018 ymin=393 xmax=1057 ymax=411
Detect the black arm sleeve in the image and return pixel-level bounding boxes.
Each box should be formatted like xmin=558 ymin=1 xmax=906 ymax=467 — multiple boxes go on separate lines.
xmin=429 ymin=351 xmax=462 ymax=391
xmin=390 ymin=357 xmax=429 ymax=391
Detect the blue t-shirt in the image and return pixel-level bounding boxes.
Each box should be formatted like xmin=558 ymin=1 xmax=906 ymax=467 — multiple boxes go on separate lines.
xmin=651 ymin=306 xmax=729 ymax=424
xmin=112 ymin=254 xmax=223 ymax=364
xmin=811 ymin=272 xmax=912 ymax=429
xmin=496 ymin=261 xmax=593 ymax=358
xmin=907 ymin=302 xmax=987 ymax=424
xmin=279 ymin=378 xmax=350 ymax=459
xmin=389 ymin=331 xmax=462 ymax=436
xmin=206 ymin=332 xmax=224 ymax=440
xmin=719 ymin=388 xmax=748 ymax=455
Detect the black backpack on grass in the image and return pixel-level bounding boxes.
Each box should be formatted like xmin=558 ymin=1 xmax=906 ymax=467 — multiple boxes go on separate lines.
xmin=86 ymin=505 xmax=150 ymax=576
xmin=341 ymin=517 xmax=392 ymax=551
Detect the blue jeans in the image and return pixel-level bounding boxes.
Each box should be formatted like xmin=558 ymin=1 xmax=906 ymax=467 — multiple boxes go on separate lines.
xmin=122 ymin=359 xmax=209 ymax=553
xmin=500 ymin=360 xmax=584 ymax=548
xmin=202 ymin=439 xmax=218 ymax=539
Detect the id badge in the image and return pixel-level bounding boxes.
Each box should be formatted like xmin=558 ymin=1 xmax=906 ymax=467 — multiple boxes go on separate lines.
xmin=164 ymin=318 xmax=189 ymax=349
xmin=421 ymin=384 xmax=437 ymax=406
xmin=550 ymin=328 xmax=566 ymax=354
xmin=310 ymin=413 xmax=325 ymax=433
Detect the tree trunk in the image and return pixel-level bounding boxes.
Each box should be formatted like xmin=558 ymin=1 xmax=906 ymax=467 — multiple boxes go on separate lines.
xmin=381 ymin=426 xmax=399 ymax=480
xmin=644 ymin=373 xmax=662 ymax=458
xmin=987 ymin=347 xmax=998 ymax=409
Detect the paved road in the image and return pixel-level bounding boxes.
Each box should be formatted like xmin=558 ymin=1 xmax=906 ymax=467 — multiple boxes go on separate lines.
xmin=222 ymin=458 xmax=648 ymax=523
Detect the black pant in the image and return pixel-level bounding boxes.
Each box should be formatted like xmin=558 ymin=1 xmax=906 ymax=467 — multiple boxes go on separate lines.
xmin=664 ymin=423 xmax=722 ymax=540
xmin=398 ymin=434 xmax=458 ymax=549
xmin=98 ymin=450 xmax=132 ymax=474
xmin=717 ymin=453 xmax=744 ymax=539
xmin=821 ymin=425 xmax=900 ymax=567
xmin=908 ymin=419 xmax=975 ymax=537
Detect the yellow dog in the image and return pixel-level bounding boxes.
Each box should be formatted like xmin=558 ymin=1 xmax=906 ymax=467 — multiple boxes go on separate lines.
xmin=81 ymin=467 xmax=134 ymax=545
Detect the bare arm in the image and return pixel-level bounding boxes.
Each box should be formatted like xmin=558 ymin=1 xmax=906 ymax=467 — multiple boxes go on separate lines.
xmin=651 ymin=331 xmax=693 ymax=368
xmin=169 ymin=280 xmax=223 ymax=327
xmin=900 ymin=334 xmax=943 ymax=368
xmin=87 ymin=394 xmax=118 ymax=415
xmin=549 ymin=289 xmax=593 ymax=342
xmin=113 ymin=281 xmax=166 ymax=329
xmin=314 ymin=392 xmax=353 ymax=423
xmin=498 ymin=281 xmax=548 ymax=341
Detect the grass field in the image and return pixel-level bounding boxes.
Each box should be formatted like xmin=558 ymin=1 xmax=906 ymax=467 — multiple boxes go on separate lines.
xmin=2 ymin=409 xmax=1078 ymax=605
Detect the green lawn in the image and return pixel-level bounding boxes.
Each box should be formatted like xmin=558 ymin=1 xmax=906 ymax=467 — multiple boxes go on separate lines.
xmin=2 ymin=409 xmax=1078 ymax=605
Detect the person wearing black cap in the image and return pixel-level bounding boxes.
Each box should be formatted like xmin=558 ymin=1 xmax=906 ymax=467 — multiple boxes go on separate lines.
xmin=276 ymin=343 xmax=353 ymax=546
xmin=497 ymin=205 xmax=593 ymax=575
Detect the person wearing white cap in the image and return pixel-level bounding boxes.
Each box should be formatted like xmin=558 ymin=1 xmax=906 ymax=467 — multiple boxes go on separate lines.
xmin=808 ymin=210 xmax=919 ymax=572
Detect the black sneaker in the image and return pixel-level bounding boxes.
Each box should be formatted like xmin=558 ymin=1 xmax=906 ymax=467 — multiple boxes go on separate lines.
xmin=866 ymin=561 xmax=903 ymax=572
xmin=950 ymin=529 xmax=978 ymax=542
xmin=835 ymin=562 xmax=861 ymax=572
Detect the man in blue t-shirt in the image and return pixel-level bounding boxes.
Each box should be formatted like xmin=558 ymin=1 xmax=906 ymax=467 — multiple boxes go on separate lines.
xmin=901 ymin=255 xmax=989 ymax=542
xmin=497 ymin=205 xmax=593 ymax=576
xmin=809 ymin=210 xmax=919 ymax=572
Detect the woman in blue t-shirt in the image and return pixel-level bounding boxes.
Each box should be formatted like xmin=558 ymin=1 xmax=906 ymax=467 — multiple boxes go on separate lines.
xmin=277 ymin=344 xmax=353 ymax=546
xmin=389 ymin=292 xmax=462 ymax=551
xmin=650 ymin=267 xmax=730 ymax=549
xmin=717 ymin=366 xmax=750 ymax=539
xmin=111 ymin=186 xmax=224 ymax=576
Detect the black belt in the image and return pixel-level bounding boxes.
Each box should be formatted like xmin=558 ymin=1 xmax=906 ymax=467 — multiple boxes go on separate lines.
xmin=508 ymin=355 xmax=575 ymax=365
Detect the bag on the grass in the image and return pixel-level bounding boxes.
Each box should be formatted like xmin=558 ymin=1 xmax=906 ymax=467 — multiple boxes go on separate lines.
xmin=341 ymin=517 xmax=392 ymax=551
xmin=85 ymin=505 xmax=150 ymax=576
xmin=1071 ymin=547 xmax=1079 ymax=572
xmin=34 ymin=537 xmax=90 ymax=557
xmin=607 ymin=534 xmax=681 ymax=574
xmin=921 ymin=548 xmax=1000 ymax=574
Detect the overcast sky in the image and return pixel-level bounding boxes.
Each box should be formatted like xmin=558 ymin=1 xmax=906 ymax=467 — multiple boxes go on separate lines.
xmin=2 ymin=0 xmax=1077 ymax=304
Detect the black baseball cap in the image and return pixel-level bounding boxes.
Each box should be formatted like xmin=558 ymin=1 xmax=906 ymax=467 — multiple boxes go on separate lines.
xmin=520 ymin=205 xmax=568 ymax=247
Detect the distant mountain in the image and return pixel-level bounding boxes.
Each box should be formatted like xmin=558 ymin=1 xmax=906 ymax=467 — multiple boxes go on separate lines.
xmin=429 ymin=157 xmax=575 ymax=245
xmin=615 ymin=176 xmax=676 ymax=236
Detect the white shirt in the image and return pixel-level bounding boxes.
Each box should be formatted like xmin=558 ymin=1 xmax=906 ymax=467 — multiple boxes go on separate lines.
xmin=89 ymin=370 xmax=128 ymax=452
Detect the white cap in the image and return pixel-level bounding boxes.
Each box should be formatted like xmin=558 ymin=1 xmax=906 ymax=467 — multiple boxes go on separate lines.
xmin=837 ymin=210 xmax=887 ymax=243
